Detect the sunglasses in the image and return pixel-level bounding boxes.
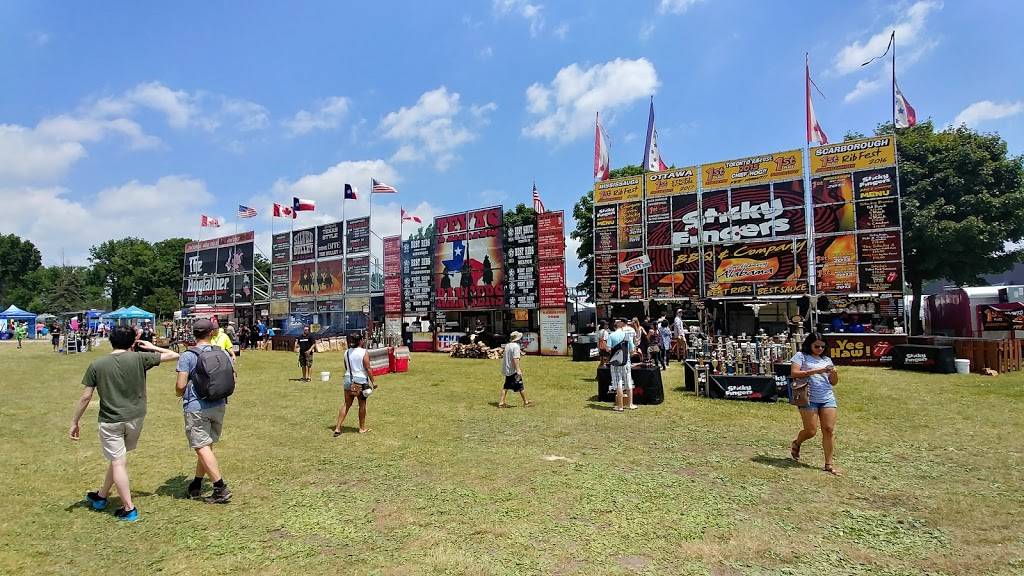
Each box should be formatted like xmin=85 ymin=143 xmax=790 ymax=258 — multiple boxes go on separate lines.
xmin=812 ymin=343 xmax=826 ymax=349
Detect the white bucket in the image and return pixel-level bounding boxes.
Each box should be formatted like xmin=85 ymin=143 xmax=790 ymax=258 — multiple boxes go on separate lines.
xmin=320 ymin=371 xmax=331 ymax=382
xmin=955 ymin=359 xmax=970 ymax=375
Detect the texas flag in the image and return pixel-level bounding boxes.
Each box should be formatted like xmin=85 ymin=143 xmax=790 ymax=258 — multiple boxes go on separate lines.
xmin=344 ymin=183 xmax=358 ymax=200
xmin=293 ymin=197 xmax=316 ymax=212
xmin=200 ymin=215 xmax=221 ymax=227
xmin=272 ymin=203 xmax=296 ymax=219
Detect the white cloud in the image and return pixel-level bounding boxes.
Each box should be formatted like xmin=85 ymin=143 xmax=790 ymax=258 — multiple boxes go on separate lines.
xmin=380 ymin=87 xmax=488 ymax=171
xmin=553 ymin=23 xmax=569 ymax=40
xmin=125 ymin=81 xmax=200 ymax=129
xmin=833 ymin=1 xmax=941 ymax=102
xmin=1 ymin=176 xmax=213 ymax=265
xmin=523 ymin=58 xmax=659 ymax=142
xmin=221 ymin=97 xmax=270 ymax=131
xmin=953 ymin=100 xmax=1024 ymax=128
xmin=639 ymin=21 xmax=656 ymax=41
xmin=493 ymin=0 xmax=545 ymax=36
xmin=272 ymin=159 xmax=401 ymax=219
xmin=282 ymin=96 xmax=350 ymax=136
xmin=658 ymin=0 xmax=704 ymax=15
xmin=0 ymin=125 xmax=87 ymax=182
xmin=479 ymin=45 xmax=494 ymax=60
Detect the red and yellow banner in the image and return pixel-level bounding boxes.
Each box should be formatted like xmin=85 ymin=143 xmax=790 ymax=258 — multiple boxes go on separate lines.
xmin=702 ymin=149 xmax=803 ymax=189
xmin=594 ymin=175 xmax=642 ymax=204
xmin=645 ymin=167 xmax=698 ymax=198
xmin=810 ymin=136 xmax=896 ymax=175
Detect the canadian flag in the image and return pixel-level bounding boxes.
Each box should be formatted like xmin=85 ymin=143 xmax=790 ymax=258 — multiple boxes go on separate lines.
xmin=894 ymin=80 xmax=917 ymax=128
xmin=401 ymin=208 xmax=421 ymax=223
xmin=273 ymin=203 xmax=296 ymax=219
xmin=594 ymin=112 xmax=610 ymax=181
xmin=200 ymin=215 xmax=221 ymax=227
xmin=806 ymin=55 xmax=828 ymax=145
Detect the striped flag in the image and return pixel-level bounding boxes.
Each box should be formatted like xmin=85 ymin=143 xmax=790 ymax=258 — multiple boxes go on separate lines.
xmin=293 ymin=197 xmax=316 ymax=212
xmin=594 ymin=112 xmax=610 ymax=181
xmin=806 ymin=54 xmax=828 ymax=145
xmin=643 ymin=97 xmax=669 ymax=172
xmin=200 ymin=215 xmax=221 ymax=227
xmin=532 ymin=182 xmax=546 ymax=214
xmin=372 ymin=178 xmax=397 ymax=193
xmin=238 ymin=204 xmax=257 ymax=218
xmin=401 ymin=208 xmax=421 ymax=223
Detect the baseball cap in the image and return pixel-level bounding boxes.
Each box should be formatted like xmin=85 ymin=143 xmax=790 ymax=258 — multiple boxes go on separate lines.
xmin=193 ymin=319 xmax=214 ymax=335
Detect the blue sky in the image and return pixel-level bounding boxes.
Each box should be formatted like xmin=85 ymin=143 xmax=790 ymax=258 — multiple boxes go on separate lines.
xmin=2 ymin=0 xmax=1022 ymax=286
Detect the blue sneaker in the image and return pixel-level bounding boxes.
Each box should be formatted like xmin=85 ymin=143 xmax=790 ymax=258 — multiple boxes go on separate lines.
xmin=86 ymin=491 xmax=108 ymax=511
xmin=114 ymin=507 xmax=139 ymax=522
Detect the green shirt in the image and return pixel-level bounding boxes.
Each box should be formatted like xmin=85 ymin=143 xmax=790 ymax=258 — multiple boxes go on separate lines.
xmin=81 ymin=351 xmax=162 ymax=423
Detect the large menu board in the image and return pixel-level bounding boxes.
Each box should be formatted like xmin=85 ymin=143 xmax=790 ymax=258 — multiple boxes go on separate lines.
xmin=383 ymin=236 xmax=402 ymax=314
xmin=345 ymin=255 xmax=370 ymax=292
xmin=272 ymin=232 xmax=290 ymax=266
xmin=346 ymin=217 xmax=370 ymax=255
xmin=433 ymin=206 xmax=505 ymax=310
xmin=182 ymin=232 xmax=255 ymax=305
xmin=645 ymin=168 xmax=700 ymax=298
xmin=505 ymin=222 xmax=538 ymax=309
xmin=811 ymin=137 xmax=903 ymax=294
xmin=594 ymin=176 xmax=643 ymax=301
xmin=402 ymin=237 xmax=433 ymax=314
xmin=315 ymin=222 xmax=342 ymax=259
xmin=537 ymin=211 xmax=566 ymax=309
xmin=704 ymin=239 xmax=809 ymax=297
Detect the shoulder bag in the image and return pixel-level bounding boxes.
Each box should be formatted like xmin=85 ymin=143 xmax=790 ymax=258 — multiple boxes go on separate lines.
xmin=789 ymin=354 xmax=810 ymax=407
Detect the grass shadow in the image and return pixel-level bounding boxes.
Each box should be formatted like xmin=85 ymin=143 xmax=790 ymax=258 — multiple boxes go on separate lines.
xmin=586 ymin=402 xmax=616 ymax=411
xmin=750 ymin=454 xmax=814 ymax=470
xmin=155 ymin=475 xmax=192 ymax=499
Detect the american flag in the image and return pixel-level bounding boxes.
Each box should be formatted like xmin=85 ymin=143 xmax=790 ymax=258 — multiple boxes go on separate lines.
xmin=372 ymin=178 xmax=397 ymax=193
xmin=532 ymin=182 xmax=546 ymax=213
xmin=238 ymin=204 xmax=257 ymax=218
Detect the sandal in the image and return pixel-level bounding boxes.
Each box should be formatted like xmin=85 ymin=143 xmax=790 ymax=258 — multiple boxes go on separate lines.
xmin=333 ymin=430 xmax=341 ymax=437
xmin=497 ymin=403 xmax=507 ymax=408
xmin=790 ymin=441 xmax=801 ymax=461
xmin=823 ymin=464 xmax=843 ymax=477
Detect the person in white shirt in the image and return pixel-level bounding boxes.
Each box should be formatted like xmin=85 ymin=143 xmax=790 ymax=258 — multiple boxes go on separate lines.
xmin=333 ymin=333 xmax=377 ymax=436
xmin=498 ymin=331 xmax=531 ymax=408
xmin=673 ymin=310 xmax=686 ymax=362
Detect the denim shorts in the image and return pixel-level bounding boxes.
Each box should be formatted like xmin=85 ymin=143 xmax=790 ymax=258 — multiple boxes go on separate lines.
xmin=799 ymin=398 xmax=838 ymax=411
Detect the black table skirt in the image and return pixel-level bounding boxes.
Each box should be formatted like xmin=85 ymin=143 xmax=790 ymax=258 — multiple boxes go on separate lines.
xmin=596 ymin=365 xmax=664 ymax=405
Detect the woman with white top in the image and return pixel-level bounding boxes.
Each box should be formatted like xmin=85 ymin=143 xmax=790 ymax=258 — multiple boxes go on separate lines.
xmin=789 ymin=332 xmax=841 ymax=475
xmin=333 ymin=333 xmax=376 ymax=437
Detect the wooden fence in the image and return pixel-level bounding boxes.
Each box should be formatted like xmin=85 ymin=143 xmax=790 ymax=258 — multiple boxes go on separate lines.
xmin=913 ymin=336 xmax=1023 ymax=373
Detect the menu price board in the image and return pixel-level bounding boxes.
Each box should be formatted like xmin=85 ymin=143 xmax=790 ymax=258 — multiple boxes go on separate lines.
xmin=506 ymin=223 xmax=537 ymax=309
xmin=346 ymin=255 xmax=370 ymax=292
xmin=271 ymin=267 xmax=289 ymax=300
xmin=539 ymin=260 xmax=565 ymax=309
xmin=537 ymin=211 xmax=566 ymax=308
xmin=402 ymin=237 xmax=433 ymax=314
xmin=346 ymin=217 xmax=370 ymax=254
xmin=383 ymin=235 xmax=402 ymax=314
xmin=617 ymin=202 xmax=644 ymax=250
xmin=316 ymin=222 xmax=342 ymax=259
xmin=859 ymin=262 xmax=903 ymax=292
xmin=272 ymin=233 xmax=290 ymax=265
xmin=704 ymin=239 xmax=808 ymax=298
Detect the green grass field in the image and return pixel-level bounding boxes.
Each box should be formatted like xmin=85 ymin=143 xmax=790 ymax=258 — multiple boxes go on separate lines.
xmin=1 ymin=341 xmax=1022 ymax=575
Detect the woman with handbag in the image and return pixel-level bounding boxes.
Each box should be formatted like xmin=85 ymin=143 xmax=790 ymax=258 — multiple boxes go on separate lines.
xmin=789 ymin=332 xmax=841 ymax=475
xmin=333 ymin=333 xmax=376 ymax=437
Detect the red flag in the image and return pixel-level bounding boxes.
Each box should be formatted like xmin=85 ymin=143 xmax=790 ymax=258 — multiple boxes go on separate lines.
xmin=594 ymin=112 xmax=610 ymax=181
xmin=200 ymin=215 xmax=221 ymax=227
xmin=806 ymin=55 xmax=828 ymax=145
xmin=273 ymin=203 xmax=296 ymax=219
xmin=292 ymin=197 xmax=315 ymax=211
xmin=894 ymin=80 xmax=917 ymax=128
xmin=401 ymin=208 xmax=421 ymax=223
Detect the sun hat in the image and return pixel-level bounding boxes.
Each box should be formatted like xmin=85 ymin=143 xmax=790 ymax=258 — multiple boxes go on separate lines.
xmin=509 ymin=331 xmax=523 ymax=342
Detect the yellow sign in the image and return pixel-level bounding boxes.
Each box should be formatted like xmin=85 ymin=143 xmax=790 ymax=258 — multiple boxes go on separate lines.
xmin=810 ymin=136 xmax=896 ymax=175
xmin=594 ymin=176 xmax=642 ymax=204
xmin=702 ymin=149 xmax=804 ymax=189
xmin=513 ymin=309 xmax=529 ymax=321
xmin=645 ymin=167 xmax=698 ymax=197
xmin=269 ymin=300 xmax=289 ymax=316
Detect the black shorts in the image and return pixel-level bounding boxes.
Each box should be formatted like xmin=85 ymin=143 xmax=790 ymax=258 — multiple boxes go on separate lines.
xmin=299 ymin=352 xmax=314 ymax=368
xmin=503 ymin=374 xmax=524 ymax=392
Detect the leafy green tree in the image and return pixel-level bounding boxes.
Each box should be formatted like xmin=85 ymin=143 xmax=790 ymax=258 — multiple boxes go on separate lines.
xmin=0 ymin=234 xmax=42 ymax=308
xmin=411 ymin=223 xmax=435 ymax=240
xmin=46 ymin=266 xmax=89 ymax=312
xmin=89 ymin=238 xmax=156 ymax=309
xmin=503 ymin=203 xmax=536 ymax=228
xmin=253 ymin=252 xmax=271 ymax=281
xmin=144 ymin=286 xmax=181 ymax=320
xmin=570 ymin=165 xmax=644 ymax=301
xmin=884 ymin=121 xmax=1024 ymax=333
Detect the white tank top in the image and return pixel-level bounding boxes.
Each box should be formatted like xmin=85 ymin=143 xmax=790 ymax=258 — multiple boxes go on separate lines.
xmin=346 ymin=347 xmax=368 ymax=381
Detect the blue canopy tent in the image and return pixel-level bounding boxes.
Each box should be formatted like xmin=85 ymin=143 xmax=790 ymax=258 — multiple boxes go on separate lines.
xmin=0 ymin=305 xmax=38 ymax=339
xmin=103 ymin=306 xmax=156 ymax=326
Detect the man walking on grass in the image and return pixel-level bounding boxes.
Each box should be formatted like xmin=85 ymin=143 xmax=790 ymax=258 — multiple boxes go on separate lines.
xmin=296 ymin=326 xmax=316 ymax=382
xmin=607 ymin=319 xmax=637 ymax=412
xmin=498 ymin=331 xmax=532 ymax=408
xmin=176 ymin=319 xmax=235 ymax=503
xmin=69 ymin=325 xmax=179 ymax=521
xmin=15 ymin=321 xmax=27 ymax=348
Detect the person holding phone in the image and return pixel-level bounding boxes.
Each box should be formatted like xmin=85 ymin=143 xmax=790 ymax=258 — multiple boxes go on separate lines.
xmin=789 ymin=332 xmax=841 ymax=475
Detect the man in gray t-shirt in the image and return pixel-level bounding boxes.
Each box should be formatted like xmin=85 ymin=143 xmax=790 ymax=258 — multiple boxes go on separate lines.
xmin=498 ymin=331 xmax=532 ymax=408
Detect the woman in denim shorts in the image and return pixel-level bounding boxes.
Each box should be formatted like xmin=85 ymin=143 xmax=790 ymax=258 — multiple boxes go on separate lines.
xmin=789 ymin=332 xmax=841 ymax=475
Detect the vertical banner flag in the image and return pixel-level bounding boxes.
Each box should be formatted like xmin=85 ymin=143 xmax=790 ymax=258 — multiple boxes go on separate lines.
xmin=894 ymin=81 xmax=917 ymax=128
xmin=806 ymin=54 xmax=828 ymax=145
xmin=532 ymin=182 xmax=546 ymax=214
xmin=594 ymin=112 xmax=610 ymax=181
xmin=643 ymin=97 xmax=669 ymax=172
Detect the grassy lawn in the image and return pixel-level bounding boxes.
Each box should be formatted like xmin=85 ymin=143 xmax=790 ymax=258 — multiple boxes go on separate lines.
xmin=1 ymin=340 xmax=1022 ymax=575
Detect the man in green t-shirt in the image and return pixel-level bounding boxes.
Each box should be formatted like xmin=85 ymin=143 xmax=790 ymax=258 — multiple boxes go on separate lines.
xmin=69 ymin=325 xmax=178 ymax=521
xmin=15 ymin=321 xmax=27 ymax=348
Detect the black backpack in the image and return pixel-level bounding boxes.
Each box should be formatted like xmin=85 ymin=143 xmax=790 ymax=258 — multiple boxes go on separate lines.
xmin=186 ymin=346 xmax=236 ymax=401
xmin=608 ymin=337 xmax=631 ymax=367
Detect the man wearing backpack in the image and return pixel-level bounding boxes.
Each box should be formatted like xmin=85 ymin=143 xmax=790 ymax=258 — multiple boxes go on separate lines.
xmin=606 ymin=319 xmax=637 ymax=412
xmin=175 ymin=319 xmax=235 ymax=503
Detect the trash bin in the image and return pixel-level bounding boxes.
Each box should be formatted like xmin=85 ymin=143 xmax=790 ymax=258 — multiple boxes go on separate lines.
xmin=955 ymin=358 xmax=970 ymax=374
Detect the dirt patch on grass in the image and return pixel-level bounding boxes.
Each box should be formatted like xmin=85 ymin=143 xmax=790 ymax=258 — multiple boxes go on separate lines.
xmin=672 ymin=467 xmax=699 ymax=477
xmin=551 ymin=559 xmax=584 ymax=575
xmin=617 ymin=555 xmax=651 ymax=571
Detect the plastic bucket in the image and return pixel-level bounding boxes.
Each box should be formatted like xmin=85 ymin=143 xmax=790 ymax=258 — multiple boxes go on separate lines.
xmin=955 ymin=359 xmax=970 ymax=375
xmin=320 ymin=371 xmax=331 ymax=382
